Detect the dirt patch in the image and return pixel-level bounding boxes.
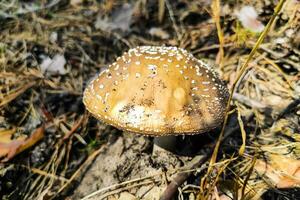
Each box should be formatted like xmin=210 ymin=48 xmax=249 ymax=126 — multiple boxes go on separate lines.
xmin=0 ymin=0 xmax=300 ymax=199
xmin=70 ymin=133 xmax=192 ymax=199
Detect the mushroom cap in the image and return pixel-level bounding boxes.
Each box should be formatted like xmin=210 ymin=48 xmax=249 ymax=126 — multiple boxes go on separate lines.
xmin=83 ymin=46 xmax=229 ymax=136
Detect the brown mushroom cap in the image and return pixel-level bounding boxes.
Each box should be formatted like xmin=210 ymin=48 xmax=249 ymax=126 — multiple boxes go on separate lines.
xmin=83 ymin=46 xmax=229 ymax=136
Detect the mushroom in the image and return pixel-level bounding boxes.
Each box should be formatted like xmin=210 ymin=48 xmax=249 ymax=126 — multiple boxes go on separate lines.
xmin=83 ymin=46 xmax=229 ymax=152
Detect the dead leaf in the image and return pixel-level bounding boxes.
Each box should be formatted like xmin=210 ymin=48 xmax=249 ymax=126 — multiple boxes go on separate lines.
xmin=0 ymin=126 xmax=45 ymax=162
xmin=40 ymin=54 xmax=67 ymax=75
xmin=236 ymin=6 xmax=265 ymax=33
xmin=254 ymin=154 xmax=300 ymax=188
xmin=0 ymin=128 xmax=18 ymax=143
xmin=95 ymin=3 xmax=134 ymax=32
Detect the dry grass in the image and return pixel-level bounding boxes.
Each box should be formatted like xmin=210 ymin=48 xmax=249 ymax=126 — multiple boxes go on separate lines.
xmin=0 ymin=0 xmax=299 ymax=199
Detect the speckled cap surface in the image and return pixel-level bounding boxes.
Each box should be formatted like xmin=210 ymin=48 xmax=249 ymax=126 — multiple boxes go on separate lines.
xmin=83 ymin=46 xmax=229 ymax=136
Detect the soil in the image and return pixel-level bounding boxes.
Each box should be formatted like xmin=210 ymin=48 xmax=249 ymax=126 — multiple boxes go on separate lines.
xmin=70 ymin=132 xmax=209 ymax=199
xmin=0 ymin=0 xmax=299 ymax=200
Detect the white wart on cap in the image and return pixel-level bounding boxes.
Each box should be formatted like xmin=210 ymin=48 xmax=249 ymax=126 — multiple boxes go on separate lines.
xmin=83 ymin=46 xmax=229 ymax=136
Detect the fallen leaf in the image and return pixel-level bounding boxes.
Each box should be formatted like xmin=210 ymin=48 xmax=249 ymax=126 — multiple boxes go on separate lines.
xmin=254 ymin=154 xmax=300 ymax=188
xmin=95 ymin=3 xmax=134 ymax=32
xmin=0 ymin=128 xmax=18 ymax=143
xmin=49 ymin=32 xmax=58 ymax=43
xmin=0 ymin=126 xmax=45 ymax=162
xmin=40 ymin=54 xmax=67 ymax=75
xmin=236 ymin=6 xmax=265 ymax=33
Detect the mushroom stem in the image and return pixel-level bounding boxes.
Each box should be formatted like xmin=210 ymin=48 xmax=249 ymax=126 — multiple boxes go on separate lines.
xmin=153 ymin=135 xmax=178 ymax=152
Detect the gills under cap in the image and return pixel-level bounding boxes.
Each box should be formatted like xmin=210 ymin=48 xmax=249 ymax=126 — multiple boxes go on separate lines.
xmin=83 ymin=46 xmax=229 ymax=136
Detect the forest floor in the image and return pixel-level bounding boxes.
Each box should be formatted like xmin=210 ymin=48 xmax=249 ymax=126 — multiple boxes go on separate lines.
xmin=0 ymin=0 xmax=300 ymax=200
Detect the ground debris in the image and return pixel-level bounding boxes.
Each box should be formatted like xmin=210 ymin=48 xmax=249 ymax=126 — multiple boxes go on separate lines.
xmin=0 ymin=0 xmax=299 ymax=199
xmin=0 ymin=126 xmax=44 ymax=162
xmin=254 ymin=154 xmax=300 ymax=188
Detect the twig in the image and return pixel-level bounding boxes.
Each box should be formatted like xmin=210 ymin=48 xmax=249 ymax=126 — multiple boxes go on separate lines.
xmin=232 ymin=93 xmax=268 ymax=110
xmin=208 ymin=0 xmax=286 ymax=172
xmin=19 ymin=165 xmax=69 ymax=182
xmin=200 ymin=1 xmax=286 ymax=191
xmin=192 ymin=43 xmax=234 ymax=54
xmin=81 ymin=171 xmax=165 ymax=200
xmin=54 ymin=145 xmax=106 ymax=198
xmin=158 ymin=0 xmax=165 ymax=23
xmin=97 ymin=181 xmax=159 ymax=200
xmin=0 ymin=81 xmax=37 ymax=107
xmin=159 ymin=154 xmax=209 ymax=200
xmin=63 ymin=114 xmax=87 ymax=140
xmin=165 ymin=0 xmax=181 ymax=40
xmin=160 ymin=113 xmax=254 ymax=200
xmin=211 ymin=0 xmax=224 ymax=68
